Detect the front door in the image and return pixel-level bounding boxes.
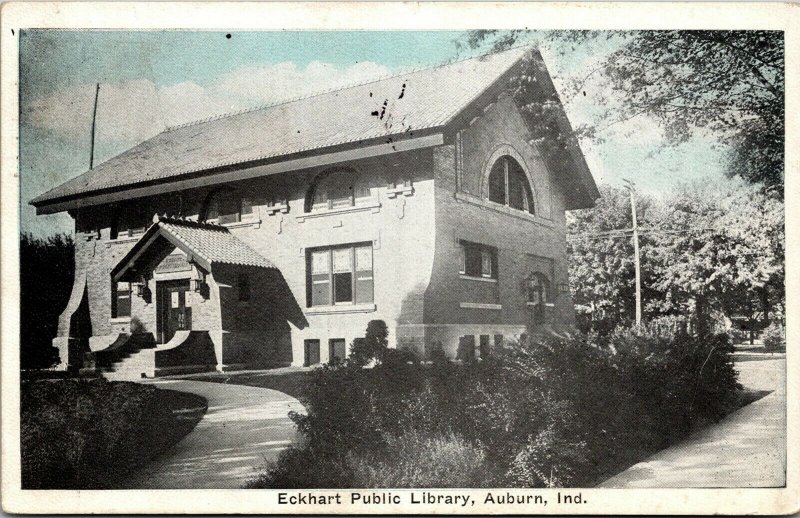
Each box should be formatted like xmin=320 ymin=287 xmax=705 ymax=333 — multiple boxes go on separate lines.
xmin=157 ymin=280 xmax=192 ymax=344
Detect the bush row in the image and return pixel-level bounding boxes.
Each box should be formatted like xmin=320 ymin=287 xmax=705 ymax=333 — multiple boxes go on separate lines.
xmin=21 ymin=378 xmax=206 ymax=488
xmin=249 ymin=325 xmax=740 ymax=488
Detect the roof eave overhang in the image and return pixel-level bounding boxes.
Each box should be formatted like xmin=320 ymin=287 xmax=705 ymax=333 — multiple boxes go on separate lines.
xmin=32 ymin=131 xmax=445 ymax=215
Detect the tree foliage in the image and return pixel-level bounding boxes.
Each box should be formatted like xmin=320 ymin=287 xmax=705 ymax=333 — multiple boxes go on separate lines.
xmin=466 ymin=30 xmax=785 ymax=190
xmin=567 ymin=181 xmax=784 ymax=337
xmin=567 ymin=185 xmax=657 ymax=334
xmin=20 ymin=232 xmax=74 ymax=369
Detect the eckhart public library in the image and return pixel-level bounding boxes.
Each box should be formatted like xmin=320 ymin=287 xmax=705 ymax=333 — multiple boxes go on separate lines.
xmin=30 ymin=47 xmax=599 ymax=379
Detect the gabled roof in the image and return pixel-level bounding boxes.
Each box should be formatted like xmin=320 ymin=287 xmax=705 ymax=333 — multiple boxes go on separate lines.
xmin=31 ymin=45 xmax=599 ymax=212
xmin=112 ymin=216 xmax=274 ymax=280
xmin=32 ymin=47 xmax=529 ymax=208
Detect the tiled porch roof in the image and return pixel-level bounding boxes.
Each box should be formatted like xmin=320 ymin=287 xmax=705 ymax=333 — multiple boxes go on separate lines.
xmin=112 ymin=216 xmax=274 ymax=279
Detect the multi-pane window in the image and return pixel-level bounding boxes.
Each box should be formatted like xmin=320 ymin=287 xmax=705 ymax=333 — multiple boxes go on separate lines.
xmin=459 ymin=241 xmax=498 ymax=279
xmin=113 ymin=206 xmax=147 ymax=239
xmin=488 ymin=156 xmax=535 ymax=214
xmin=112 ymin=281 xmax=132 ymax=318
xmin=204 ymin=190 xmax=258 ymax=224
xmin=310 ymin=168 xmax=372 ymax=211
xmin=308 ymin=243 xmax=374 ymax=307
xmin=527 ymin=272 xmax=551 ymax=326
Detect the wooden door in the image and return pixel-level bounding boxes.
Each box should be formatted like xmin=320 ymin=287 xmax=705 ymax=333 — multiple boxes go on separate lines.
xmin=157 ymin=280 xmax=192 ymax=343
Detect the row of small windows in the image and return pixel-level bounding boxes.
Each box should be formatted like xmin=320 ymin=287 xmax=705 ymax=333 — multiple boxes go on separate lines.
xmin=101 ymin=168 xmax=409 ymax=229
xmin=303 ymin=338 xmax=347 ymax=366
xmin=107 ymin=154 xmax=534 ymax=237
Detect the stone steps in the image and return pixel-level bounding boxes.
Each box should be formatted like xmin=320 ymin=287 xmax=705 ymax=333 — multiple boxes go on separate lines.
xmin=101 ymin=349 xmax=156 ymax=381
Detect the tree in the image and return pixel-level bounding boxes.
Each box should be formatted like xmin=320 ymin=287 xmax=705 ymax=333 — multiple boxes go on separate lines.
xmin=465 ymin=30 xmax=785 ymax=191
xmin=645 ymin=181 xmax=784 ymax=339
xmin=20 ymin=233 xmax=74 ymax=369
xmin=567 ymin=185 xmax=658 ymax=334
xmin=567 ymin=182 xmax=784 ymax=339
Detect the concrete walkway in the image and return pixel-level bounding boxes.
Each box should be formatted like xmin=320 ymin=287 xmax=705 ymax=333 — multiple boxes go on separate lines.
xmin=121 ymin=380 xmax=305 ymax=489
xmin=599 ymin=358 xmax=786 ymax=488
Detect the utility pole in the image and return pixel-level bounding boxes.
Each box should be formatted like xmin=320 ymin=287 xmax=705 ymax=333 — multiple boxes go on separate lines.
xmin=623 ymin=179 xmax=642 ymax=327
xmin=89 ymin=83 xmax=100 ymax=169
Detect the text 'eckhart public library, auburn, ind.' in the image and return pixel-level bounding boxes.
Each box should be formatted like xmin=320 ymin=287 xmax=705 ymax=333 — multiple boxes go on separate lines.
xmin=30 ymin=46 xmax=599 ymax=379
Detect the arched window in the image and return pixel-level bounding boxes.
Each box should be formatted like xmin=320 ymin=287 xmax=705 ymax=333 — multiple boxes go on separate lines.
xmin=487 ymin=156 xmax=535 ymax=214
xmin=202 ymin=189 xmax=255 ymax=224
xmin=527 ymin=272 xmax=550 ymax=326
xmin=308 ymin=168 xmax=371 ymax=212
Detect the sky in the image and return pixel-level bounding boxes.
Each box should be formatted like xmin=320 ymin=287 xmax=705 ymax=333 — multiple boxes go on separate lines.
xmin=18 ymin=30 xmax=729 ymax=237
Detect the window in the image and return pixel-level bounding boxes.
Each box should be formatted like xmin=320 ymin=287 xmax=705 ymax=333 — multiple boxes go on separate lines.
xmin=527 ymin=273 xmax=550 ymax=305
xmin=479 ymin=335 xmax=491 ymax=359
xmin=329 ymin=339 xmax=347 ymax=364
xmin=527 ymin=272 xmax=551 ymax=326
xmin=203 ymin=190 xmax=258 ymax=224
xmin=457 ymin=335 xmax=477 ymax=361
xmin=493 ymin=334 xmax=504 ymax=349
xmin=309 ymin=168 xmax=372 ymax=212
xmin=237 ymin=274 xmax=250 ymax=302
xmin=307 ymin=243 xmax=374 ymax=307
xmin=304 ymin=339 xmax=321 ymax=366
xmin=113 ymin=207 xmax=147 ymax=239
xmin=459 ymin=241 xmax=498 ymax=279
xmin=487 ymin=156 xmax=535 ymax=214
xmin=112 ymin=281 xmax=131 ymax=318
xmin=332 ymin=248 xmax=353 ymax=303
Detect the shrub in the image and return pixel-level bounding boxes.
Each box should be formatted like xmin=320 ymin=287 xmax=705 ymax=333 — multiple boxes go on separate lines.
xmin=762 ymin=322 xmax=784 ymax=350
xmin=252 ymin=327 xmax=741 ymax=489
xmin=349 ymin=320 xmax=389 ymax=367
xmin=349 ymin=430 xmax=485 ymax=488
xmin=21 ymin=378 xmax=205 ymax=488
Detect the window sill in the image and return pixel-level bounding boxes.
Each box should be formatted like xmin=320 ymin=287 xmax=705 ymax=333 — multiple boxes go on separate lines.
xmin=109 ymin=317 xmax=131 ymax=324
xmin=387 ymin=185 xmax=414 ymax=198
xmin=460 ymin=302 xmax=502 ymax=310
xmin=265 ymin=203 xmax=289 ymax=215
xmin=305 ymin=303 xmax=376 ymax=315
xmin=296 ymin=201 xmax=381 ymax=223
xmin=454 ymin=192 xmax=553 ymax=227
xmin=221 ymin=219 xmax=261 ymax=229
xmin=526 ymin=302 xmax=555 ymax=307
xmin=459 ymin=274 xmax=498 ymax=283
xmin=106 ymin=235 xmax=143 ymax=246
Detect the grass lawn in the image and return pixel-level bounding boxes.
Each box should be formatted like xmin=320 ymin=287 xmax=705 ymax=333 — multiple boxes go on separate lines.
xmin=21 ymin=377 xmax=207 ymax=489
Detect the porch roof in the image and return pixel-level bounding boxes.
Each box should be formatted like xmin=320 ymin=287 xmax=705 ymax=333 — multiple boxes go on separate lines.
xmin=112 ymin=215 xmax=275 ymax=280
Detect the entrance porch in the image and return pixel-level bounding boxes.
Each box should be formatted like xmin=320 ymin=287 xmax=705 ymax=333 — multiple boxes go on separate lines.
xmin=69 ymin=215 xmax=304 ymax=379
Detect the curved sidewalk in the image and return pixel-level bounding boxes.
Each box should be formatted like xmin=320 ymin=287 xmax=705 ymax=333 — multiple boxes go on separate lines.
xmin=121 ymin=380 xmax=305 ymax=489
xmin=599 ymin=358 xmax=786 ymax=488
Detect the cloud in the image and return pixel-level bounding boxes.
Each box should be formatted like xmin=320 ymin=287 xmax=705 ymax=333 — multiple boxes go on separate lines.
xmin=21 ymin=60 xmax=393 ymax=149
xmin=209 ymin=60 xmax=391 ymax=108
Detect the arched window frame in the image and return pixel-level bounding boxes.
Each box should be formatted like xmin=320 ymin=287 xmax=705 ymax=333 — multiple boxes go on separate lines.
xmin=482 ymin=145 xmax=537 ymax=215
xmin=306 ymin=167 xmax=373 ymax=213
